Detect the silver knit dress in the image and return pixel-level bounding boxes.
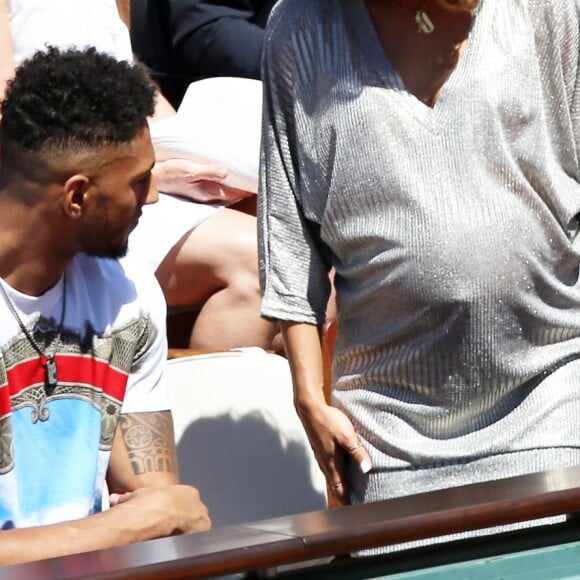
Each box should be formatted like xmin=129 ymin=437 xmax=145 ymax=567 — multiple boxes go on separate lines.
xmin=258 ymin=0 xmax=580 ymax=509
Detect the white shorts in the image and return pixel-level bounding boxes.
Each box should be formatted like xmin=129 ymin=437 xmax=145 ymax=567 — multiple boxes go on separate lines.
xmin=128 ymin=193 xmax=221 ymax=272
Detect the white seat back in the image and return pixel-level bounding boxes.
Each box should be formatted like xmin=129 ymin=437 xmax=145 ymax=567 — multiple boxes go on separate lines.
xmin=166 ymin=349 xmax=327 ymax=527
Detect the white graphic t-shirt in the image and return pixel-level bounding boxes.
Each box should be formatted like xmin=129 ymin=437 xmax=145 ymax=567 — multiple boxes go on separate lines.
xmin=0 ymin=254 xmax=169 ymax=528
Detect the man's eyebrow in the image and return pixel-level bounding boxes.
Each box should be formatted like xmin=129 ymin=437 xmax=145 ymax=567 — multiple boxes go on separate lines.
xmin=135 ymin=162 xmax=155 ymax=179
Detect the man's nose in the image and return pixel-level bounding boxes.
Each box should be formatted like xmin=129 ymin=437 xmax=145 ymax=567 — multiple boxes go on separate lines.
xmin=144 ymin=174 xmax=159 ymax=205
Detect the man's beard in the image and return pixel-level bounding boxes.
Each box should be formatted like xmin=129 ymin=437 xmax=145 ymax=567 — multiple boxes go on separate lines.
xmin=84 ymin=239 xmax=129 ymax=259
xmin=77 ymin=217 xmax=130 ymax=259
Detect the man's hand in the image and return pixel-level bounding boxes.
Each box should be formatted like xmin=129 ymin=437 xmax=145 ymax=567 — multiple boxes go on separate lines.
xmin=153 ymin=158 xmax=254 ymax=203
xmin=109 ymin=484 xmax=211 ymax=535
xmin=0 ymin=484 xmax=211 ymax=566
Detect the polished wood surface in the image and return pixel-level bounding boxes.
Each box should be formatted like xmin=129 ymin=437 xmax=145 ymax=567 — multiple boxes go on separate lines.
xmin=3 ymin=465 xmax=580 ymax=579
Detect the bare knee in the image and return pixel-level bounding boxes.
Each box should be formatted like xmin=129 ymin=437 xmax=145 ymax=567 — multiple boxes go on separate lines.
xmin=221 ymin=236 xmax=261 ymax=305
xmin=155 ymin=208 xmax=260 ymax=306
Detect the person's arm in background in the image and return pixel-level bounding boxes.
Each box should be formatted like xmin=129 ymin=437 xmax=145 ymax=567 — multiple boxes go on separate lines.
xmin=0 ymin=0 xmax=15 ymax=104
xmin=168 ymin=0 xmax=266 ymax=80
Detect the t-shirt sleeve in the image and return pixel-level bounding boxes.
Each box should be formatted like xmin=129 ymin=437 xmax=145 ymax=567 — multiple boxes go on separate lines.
xmin=120 ymin=263 xmax=171 ymax=414
xmin=258 ymin=3 xmax=331 ymax=325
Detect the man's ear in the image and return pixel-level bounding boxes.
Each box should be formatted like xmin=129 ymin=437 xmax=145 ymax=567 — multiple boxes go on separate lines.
xmin=63 ymin=174 xmax=91 ymax=218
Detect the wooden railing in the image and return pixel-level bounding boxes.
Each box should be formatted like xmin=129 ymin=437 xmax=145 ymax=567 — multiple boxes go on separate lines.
xmin=3 ymin=465 xmax=580 ymax=579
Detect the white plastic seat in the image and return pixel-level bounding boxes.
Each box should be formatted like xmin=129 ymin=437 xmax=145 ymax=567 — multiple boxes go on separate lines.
xmin=166 ymin=348 xmax=328 ymax=527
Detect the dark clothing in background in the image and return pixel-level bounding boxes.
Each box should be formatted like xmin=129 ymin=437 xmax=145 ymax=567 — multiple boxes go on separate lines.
xmin=131 ymin=0 xmax=276 ymax=107
xmin=167 ymin=0 xmax=277 ymax=80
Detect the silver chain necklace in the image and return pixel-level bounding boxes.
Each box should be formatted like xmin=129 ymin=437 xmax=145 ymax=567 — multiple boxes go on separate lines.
xmin=390 ymin=0 xmax=436 ymax=34
xmin=0 ymin=273 xmax=67 ymax=390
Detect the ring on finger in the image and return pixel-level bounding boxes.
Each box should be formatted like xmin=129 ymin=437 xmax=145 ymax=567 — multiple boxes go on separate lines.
xmin=347 ymin=442 xmax=363 ymax=453
xmin=331 ymin=482 xmax=344 ymax=489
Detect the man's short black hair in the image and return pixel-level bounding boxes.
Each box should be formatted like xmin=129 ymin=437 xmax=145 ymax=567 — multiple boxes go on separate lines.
xmin=0 ymin=46 xmax=157 ymax=167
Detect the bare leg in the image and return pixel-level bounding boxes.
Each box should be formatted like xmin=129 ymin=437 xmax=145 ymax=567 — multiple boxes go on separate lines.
xmin=156 ymin=208 xmax=278 ymax=351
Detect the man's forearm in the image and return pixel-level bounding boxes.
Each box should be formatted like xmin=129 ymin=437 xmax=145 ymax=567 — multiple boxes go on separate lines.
xmin=0 ymin=481 xmax=211 ymax=566
xmin=0 ymin=505 xmax=160 ymax=566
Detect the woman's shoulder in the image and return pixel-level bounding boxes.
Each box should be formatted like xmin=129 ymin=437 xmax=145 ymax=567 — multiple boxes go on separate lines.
xmin=265 ymin=0 xmax=350 ymax=65
xmin=269 ymin=0 xmax=320 ymax=19
xmin=267 ymin=0 xmax=339 ymax=33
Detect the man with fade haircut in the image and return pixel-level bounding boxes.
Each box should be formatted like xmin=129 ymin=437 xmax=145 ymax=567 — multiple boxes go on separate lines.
xmin=0 ymin=46 xmax=210 ymax=565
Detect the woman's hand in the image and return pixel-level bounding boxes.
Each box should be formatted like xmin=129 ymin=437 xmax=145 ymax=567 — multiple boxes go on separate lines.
xmin=153 ymin=158 xmax=254 ymax=203
xmin=297 ymin=400 xmax=372 ymax=505
xmin=280 ymin=321 xmax=372 ymax=505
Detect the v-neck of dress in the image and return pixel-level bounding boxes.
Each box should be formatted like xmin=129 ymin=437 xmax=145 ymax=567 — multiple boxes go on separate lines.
xmin=344 ymin=0 xmax=487 ymax=132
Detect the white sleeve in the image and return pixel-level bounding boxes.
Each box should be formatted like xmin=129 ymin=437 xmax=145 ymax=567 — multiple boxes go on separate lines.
xmin=119 ymin=260 xmax=171 ymax=414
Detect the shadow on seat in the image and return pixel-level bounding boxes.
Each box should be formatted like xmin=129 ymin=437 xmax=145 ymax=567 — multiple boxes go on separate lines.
xmin=166 ymin=348 xmax=328 ymax=527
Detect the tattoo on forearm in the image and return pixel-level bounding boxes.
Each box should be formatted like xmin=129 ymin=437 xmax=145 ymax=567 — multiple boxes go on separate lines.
xmin=118 ymin=411 xmax=177 ymax=475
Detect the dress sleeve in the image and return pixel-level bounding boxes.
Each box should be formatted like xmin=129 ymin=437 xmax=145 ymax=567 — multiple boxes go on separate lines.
xmin=258 ymin=6 xmax=331 ymax=325
xmin=571 ymin=1 xmax=580 ymax=167
xmin=532 ymin=0 xmax=580 ymax=177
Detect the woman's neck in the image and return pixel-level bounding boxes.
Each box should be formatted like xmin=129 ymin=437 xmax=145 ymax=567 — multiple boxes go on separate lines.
xmin=366 ymin=0 xmax=477 ymax=106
